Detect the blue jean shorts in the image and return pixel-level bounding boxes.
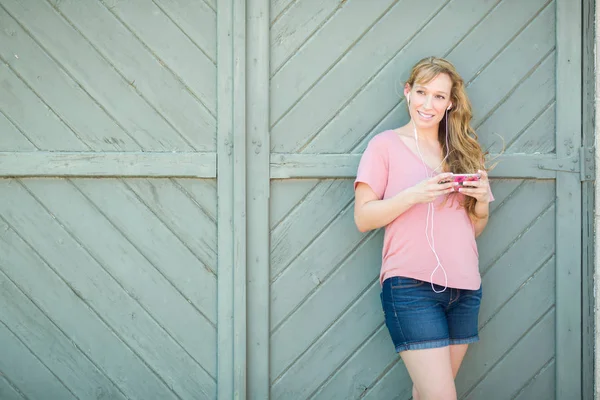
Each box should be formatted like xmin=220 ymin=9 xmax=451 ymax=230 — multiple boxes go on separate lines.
xmin=380 ymin=276 xmax=482 ymax=352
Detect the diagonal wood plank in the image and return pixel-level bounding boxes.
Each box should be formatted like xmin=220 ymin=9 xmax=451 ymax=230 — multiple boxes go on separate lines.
xmin=310 ymin=325 xmax=397 ymax=400
xmin=173 ymin=178 xmax=217 ymax=222
xmin=477 ymin=51 xmax=555 ymax=154
xmin=271 ymin=179 xmax=355 ymax=279
xmin=271 ymin=282 xmax=381 ymax=398
xmin=153 ymin=0 xmax=216 ymax=62
xmin=351 ymin=0 xmax=549 ymax=154
xmin=513 ymin=359 xmax=555 ymax=400
xmin=0 ymin=5 xmax=141 ymax=152
xmin=271 ymin=202 xmax=369 ymax=329
xmin=360 ymin=359 xmax=412 ymax=400
xmin=99 ymin=0 xmax=216 ymax=113
xmin=270 ymin=179 xmax=320 ymax=230
xmin=0 ymin=211 xmax=178 ymax=399
xmin=455 ymin=257 xmax=555 ymax=396
xmin=73 ymin=178 xmax=217 ymax=324
xmin=2 ymin=179 xmax=216 ymax=398
xmin=506 ymin=102 xmax=556 ymax=154
xmin=271 ymin=0 xmax=341 ymax=74
xmin=0 ymin=110 xmax=36 ymax=151
xmin=0 ymin=271 xmax=127 ymax=399
xmin=271 ymin=233 xmax=381 ymax=383
xmin=0 ymin=375 xmax=24 ymax=400
xmin=21 ymin=178 xmax=217 ymax=383
xmin=126 ymin=178 xmax=218 ymax=271
xmin=477 ymin=181 xmax=555 ymax=270
xmin=0 ymin=64 xmax=87 ymax=151
xmin=0 ymin=320 xmax=77 ymax=400
xmin=53 ymin=0 xmax=216 ymax=150
xmin=1 ymin=0 xmax=197 ymax=152
xmin=464 ymin=309 xmax=554 ymax=399
xmin=271 ymin=0 xmax=444 ymax=151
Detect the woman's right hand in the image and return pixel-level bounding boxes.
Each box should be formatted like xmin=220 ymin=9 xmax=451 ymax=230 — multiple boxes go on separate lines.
xmin=403 ymin=172 xmax=456 ymax=204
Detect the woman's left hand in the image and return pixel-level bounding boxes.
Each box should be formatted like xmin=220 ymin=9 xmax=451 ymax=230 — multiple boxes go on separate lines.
xmin=458 ymin=170 xmax=491 ymax=203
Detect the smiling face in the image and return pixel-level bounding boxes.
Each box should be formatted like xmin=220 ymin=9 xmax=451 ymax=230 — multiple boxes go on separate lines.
xmin=404 ymin=72 xmax=453 ymax=130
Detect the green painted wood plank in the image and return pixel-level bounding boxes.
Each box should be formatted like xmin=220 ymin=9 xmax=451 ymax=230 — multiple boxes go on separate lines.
xmin=310 ymin=326 xmax=397 ymax=399
xmin=271 ymin=0 xmax=294 ymax=22
xmin=174 ymin=178 xmax=217 ymax=222
xmin=271 ymin=0 xmax=339 ymax=73
xmin=464 ymin=310 xmax=554 ymax=399
xmin=153 ymin=0 xmax=216 ymax=62
xmin=270 ymin=153 xmax=574 ymax=179
xmin=0 ymin=321 xmax=77 ymax=400
xmin=477 ymin=52 xmax=555 ymax=154
xmin=507 ymin=103 xmax=556 ymax=154
xmin=361 ymin=360 xmax=412 ymax=400
xmin=247 ymin=0 xmax=270 ymax=396
xmin=100 ymin=0 xmax=216 ymax=113
xmin=0 ymin=197 xmax=178 ymax=399
xmin=270 ymin=179 xmax=319 ymax=229
xmin=271 ymin=282 xmax=382 ymax=398
xmin=477 ymin=181 xmax=555 ymax=270
xmin=0 ymin=375 xmax=25 ymax=400
xmin=308 ymin=0 xmax=499 ymax=154
xmin=271 ymin=202 xmax=365 ymax=329
xmin=0 ymin=64 xmax=88 ymax=151
xmin=73 ymin=178 xmax=217 ymax=324
xmin=485 ymin=180 xmax=524 ymax=215
xmin=271 ymin=0 xmax=417 ymax=150
xmin=353 ymin=0 xmax=548 ymax=154
xmin=216 ymin=0 xmax=247 ymax=397
xmin=455 ymin=257 xmax=555 ymax=396
xmin=555 ymin=0 xmax=582 ymax=396
xmin=2 ymin=179 xmax=215 ymax=399
xmin=270 ymin=179 xmax=354 ymax=279
xmin=0 ymin=271 xmax=127 ymax=399
xmin=513 ymin=359 xmax=555 ymax=400
xmin=0 ymin=6 xmax=141 ymax=152
xmin=0 ymin=151 xmax=216 ymax=178
xmin=125 ymin=179 xmax=217 ymax=270
xmin=448 ymin=0 xmax=548 ymax=81
xmin=0 ymin=110 xmax=36 ymax=151
xmin=271 ymin=233 xmax=381 ymax=382
xmin=467 ymin=2 xmax=555 ymax=127
xmin=22 ymin=178 xmax=217 ymax=385
xmin=53 ymin=0 xmax=216 ymax=151
xmin=1 ymin=0 xmax=196 ymax=152
xmin=479 ymin=205 xmax=554 ymax=324
xmin=216 ymin=0 xmax=235 ymax=396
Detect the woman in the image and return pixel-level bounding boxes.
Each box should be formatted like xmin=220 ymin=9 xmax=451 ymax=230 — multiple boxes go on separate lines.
xmin=354 ymin=57 xmax=493 ymax=400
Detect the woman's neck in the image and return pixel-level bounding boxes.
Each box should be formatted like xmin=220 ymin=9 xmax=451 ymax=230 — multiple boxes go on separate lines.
xmin=411 ymin=120 xmax=439 ymax=144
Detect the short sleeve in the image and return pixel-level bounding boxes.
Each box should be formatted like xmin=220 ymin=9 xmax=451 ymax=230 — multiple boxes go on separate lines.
xmin=354 ymin=135 xmax=389 ymax=199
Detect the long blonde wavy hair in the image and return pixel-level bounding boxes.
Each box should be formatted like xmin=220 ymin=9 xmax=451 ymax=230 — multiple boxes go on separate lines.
xmin=406 ymin=56 xmax=487 ymax=219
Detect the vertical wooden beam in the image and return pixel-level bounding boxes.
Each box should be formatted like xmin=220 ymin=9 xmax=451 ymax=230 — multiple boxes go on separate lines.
xmin=217 ymin=0 xmax=247 ymax=398
xmin=582 ymin=0 xmax=596 ymax=398
xmin=246 ymin=0 xmax=271 ymax=397
xmin=555 ymin=0 xmax=582 ymax=397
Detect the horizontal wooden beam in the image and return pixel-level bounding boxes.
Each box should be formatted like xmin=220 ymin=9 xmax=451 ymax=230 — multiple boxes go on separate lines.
xmin=0 ymin=152 xmax=217 ymax=178
xmin=0 ymin=151 xmax=580 ymax=180
xmin=270 ymin=153 xmax=580 ymax=179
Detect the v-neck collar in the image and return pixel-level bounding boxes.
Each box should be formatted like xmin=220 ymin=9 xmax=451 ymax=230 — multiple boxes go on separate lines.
xmin=391 ymin=131 xmax=444 ymax=173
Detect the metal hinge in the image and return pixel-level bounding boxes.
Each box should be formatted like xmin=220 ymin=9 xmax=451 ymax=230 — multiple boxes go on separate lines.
xmin=537 ymin=146 xmax=595 ymax=181
xmin=580 ymin=146 xmax=595 ymax=182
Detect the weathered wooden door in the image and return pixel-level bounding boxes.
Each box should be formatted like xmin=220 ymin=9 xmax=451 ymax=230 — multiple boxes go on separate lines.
xmin=265 ymin=0 xmax=585 ymax=399
xmin=0 ymin=0 xmax=219 ymax=399
xmin=0 ymin=0 xmax=589 ymax=399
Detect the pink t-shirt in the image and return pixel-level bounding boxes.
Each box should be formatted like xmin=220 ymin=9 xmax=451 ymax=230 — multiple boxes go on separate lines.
xmin=354 ymin=130 xmax=493 ymax=290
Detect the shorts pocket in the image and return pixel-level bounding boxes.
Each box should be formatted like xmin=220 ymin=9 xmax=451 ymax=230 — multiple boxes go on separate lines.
xmin=390 ymin=276 xmax=425 ymax=289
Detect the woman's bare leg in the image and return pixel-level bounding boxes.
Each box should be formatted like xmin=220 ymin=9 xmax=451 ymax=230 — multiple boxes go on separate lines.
xmin=410 ymin=344 xmax=469 ymax=400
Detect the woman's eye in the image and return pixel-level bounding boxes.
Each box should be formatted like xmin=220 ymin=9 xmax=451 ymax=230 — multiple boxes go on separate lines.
xmin=416 ymin=90 xmax=425 ymax=95
xmin=436 ymin=95 xmax=446 ymax=100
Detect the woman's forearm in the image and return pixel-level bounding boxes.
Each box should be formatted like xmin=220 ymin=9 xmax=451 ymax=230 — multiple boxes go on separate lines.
xmin=354 ymin=190 xmax=417 ymax=232
xmin=473 ymin=200 xmax=490 ymax=237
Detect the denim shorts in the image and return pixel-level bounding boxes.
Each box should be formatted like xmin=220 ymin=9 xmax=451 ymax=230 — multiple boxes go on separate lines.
xmin=380 ymin=276 xmax=482 ymax=352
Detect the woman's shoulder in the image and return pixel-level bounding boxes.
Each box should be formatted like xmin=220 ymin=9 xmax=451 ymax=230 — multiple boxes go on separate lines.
xmin=364 ymin=129 xmax=397 ymax=149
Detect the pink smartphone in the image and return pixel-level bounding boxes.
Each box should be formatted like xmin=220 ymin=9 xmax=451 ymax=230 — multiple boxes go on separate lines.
xmin=439 ymin=173 xmax=481 ymax=186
